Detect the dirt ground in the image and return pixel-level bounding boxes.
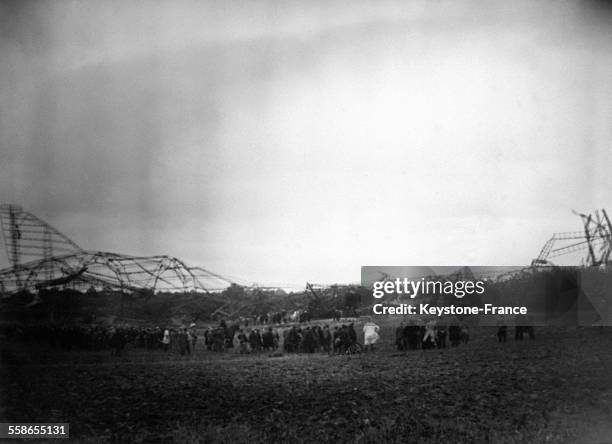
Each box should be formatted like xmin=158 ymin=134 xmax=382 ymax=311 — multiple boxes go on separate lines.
xmin=2 ymin=323 xmax=612 ymax=443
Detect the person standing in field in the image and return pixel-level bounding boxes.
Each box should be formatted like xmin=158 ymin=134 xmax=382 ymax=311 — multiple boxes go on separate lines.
xmin=237 ymin=329 xmax=249 ymax=354
xmin=422 ymin=320 xmax=437 ymax=350
xmin=178 ymin=328 xmax=189 ymax=355
xmin=396 ymin=321 xmax=405 ymax=351
xmin=162 ymin=328 xmax=170 ymax=352
xmin=362 ymin=318 xmax=380 ymax=352
xmin=348 ymin=323 xmax=357 ymax=347
xmin=262 ymin=327 xmax=275 ymax=352
xmin=322 ymin=325 xmax=332 ymax=353
xmin=188 ymin=323 xmax=198 ymax=353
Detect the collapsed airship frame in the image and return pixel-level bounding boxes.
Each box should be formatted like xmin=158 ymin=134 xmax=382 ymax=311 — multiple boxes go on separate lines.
xmin=0 ymin=204 xmax=233 ymax=296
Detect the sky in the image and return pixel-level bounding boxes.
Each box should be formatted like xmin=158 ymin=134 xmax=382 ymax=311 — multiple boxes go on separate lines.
xmin=1 ymin=0 xmax=611 ymax=287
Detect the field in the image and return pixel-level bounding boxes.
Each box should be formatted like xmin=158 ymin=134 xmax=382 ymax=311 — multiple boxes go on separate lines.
xmin=2 ymin=320 xmax=612 ymax=443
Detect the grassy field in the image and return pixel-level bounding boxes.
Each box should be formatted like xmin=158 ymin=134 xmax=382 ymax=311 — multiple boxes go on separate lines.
xmin=2 ymin=320 xmax=612 ymax=443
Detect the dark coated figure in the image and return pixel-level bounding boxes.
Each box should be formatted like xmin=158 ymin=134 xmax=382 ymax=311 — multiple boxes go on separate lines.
xmin=436 ymin=326 xmax=447 ymax=349
xmin=449 ymin=325 xmax=461 ymax=347
xmin=497 ymin=325 xmax=507 ymax=343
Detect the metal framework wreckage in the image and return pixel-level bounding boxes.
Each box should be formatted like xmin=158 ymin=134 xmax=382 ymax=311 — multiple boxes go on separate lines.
xmin=0 ymin=204 xmax=235 ymax=296
xmin=1 ymin=204 xmax=610 ymax=298
xmin=531 ymin=209 xmax=612 ymax=267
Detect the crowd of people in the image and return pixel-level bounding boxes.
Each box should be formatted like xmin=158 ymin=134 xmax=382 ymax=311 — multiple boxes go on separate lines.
xmin=202 ymin=320 xmax=377 ymax=355
xmin=1 ymin=320 xmax=377 ymax=356
xmin=496 ymin=324 xmax=535 ymax=342
xmin=0 ymin=323 xmax=200 ymax=356
xmin=3 ymin=317 xmax=537 ymax=357
xmin=240 ymin=309 xmax=313 ymax=327
xmin=395 ymin=321 xmax=469 ymax=351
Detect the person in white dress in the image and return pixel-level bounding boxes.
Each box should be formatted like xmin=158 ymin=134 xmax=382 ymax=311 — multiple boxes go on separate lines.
xmin=362 ymin=318 xmax=380 ymax=352
xmin=162 ymin=329 xmax=170 ymax=352
xmin=422 ymin=320 xmax=437 ymax=349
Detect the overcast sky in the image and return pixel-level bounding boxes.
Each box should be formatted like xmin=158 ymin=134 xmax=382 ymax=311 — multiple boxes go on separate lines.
xmin=1 ymin=0 xmax=611 ymax=286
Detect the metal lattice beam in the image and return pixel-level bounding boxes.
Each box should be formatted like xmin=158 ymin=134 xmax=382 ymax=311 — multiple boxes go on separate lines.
xmin=532 ymin=209 xmax=612 ymax=267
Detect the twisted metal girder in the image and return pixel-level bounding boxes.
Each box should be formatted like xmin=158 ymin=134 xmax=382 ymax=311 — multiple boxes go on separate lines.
xmin=0 ymin=204 xmax=83 ymax=267
xmin=532 ymin=209 xmax=612 ymax=267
